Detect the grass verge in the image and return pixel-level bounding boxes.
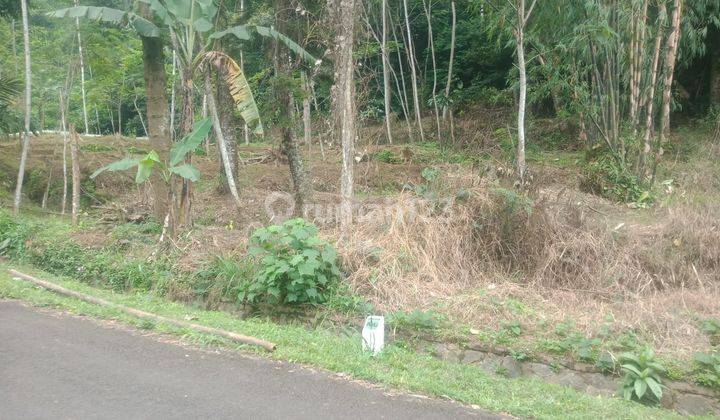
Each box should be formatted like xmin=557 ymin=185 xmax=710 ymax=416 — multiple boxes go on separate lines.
xmin=0 ymin=261 xmax=686 ymax=420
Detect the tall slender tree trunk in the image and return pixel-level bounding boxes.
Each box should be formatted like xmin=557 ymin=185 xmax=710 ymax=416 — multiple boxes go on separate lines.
xmin=276 ymin=0 xmax=312 ymax=211
xmin=178 ymin=66 xmax=195 ymax=226
xmin=389 ymin=11 xmax=414 ymax=140
xmin=513 ymin=0 xmax=535 ymax=187
xmin=59 ymin=89 xmax=69 ymax=215
xmin=13 ymin=0 xmax=32 ymax=216
xmin=74 ymin=0 xmax=89 ymax=134
xmin=139 ymin=6 xmax=171 ymax=225
xmin=217 ymin=76 xmax=239 ymax=189
xmin=443 ymin=0 xmax=456 ymax=121
xmin=170 ymin=50 xmax=177 ymax=140
xmin=302 ymin=71 xmax=312 ymax=148
xmin=70 ymin=126 xmax=81 ymax=226
xmin=205 ymin=72 xmax=242 ymax=208
xmin=638 ymin=1 xmax=666 ymax=178
xmin=329 ymin=0 xmax=357 ymax=228
xmin=403 ymin=0 xmax=425 ymax=142
xmin=655 ymin=0 xmax=683 ymax=177
xmin=381 ymin=0 xmax=393 ymax=144
xmin=422 ymin=0 xmax=442 ymax=141
xmin=133 ymin=94 xmax=149 ymax=137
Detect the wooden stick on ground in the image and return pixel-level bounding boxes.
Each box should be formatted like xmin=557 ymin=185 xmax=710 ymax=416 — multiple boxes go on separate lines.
xmin=8 ymin=269 xmax=277 ymax=352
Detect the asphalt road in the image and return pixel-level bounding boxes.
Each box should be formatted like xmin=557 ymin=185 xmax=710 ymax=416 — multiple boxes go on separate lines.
xmin=0 ymin=300 xmax=497 ymax=419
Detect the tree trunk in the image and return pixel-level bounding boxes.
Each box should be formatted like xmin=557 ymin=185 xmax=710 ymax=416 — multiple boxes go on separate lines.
xmin=443 ymin=0 xmax=456 ymax=121
xmin=178 ymin=65 xmax=195 ymax=226
xmin=330 ymin=0 xmax=357 ymax=228
xmin=70 ymin=126 xmax=81 ymax=226
xmin=302 ymin=71 xmax=312 ymax=149
xmin=422 ymin=0 xmax=442 ymax=142
xmin=403 ymin=0 xmax=425 ymax=142
xmin=638 ymin=1 xmax=666 ymax=178
xmin=139 ymin=17 xmax=171 ymax=225
xmin=205 ymin=72 xmax=242 ymax=208
xmin=381 ymin=0 xmax=393 ymax=144
xmin=133 ymin=94 xmax=149 ymax=137
xmin=389 ymin=11 xmax=414 ymax=140
xmin=514 ymin=0 xmax=533 ymax=187
xmin=655 ymin=0 xmax=683 ymax=177
xmin=13 ymin=0 xmax=31 ymax=216
xmin=41 ymin=166 xmax=52 ymax=210
xmin=170 ymin=50 xmax=177 ymax=140
xmin=74 ymin=0 xmax=89 ymax=134
xmin=276 ymin=0 xmax=312 ymax=212
xmin=60 ymin=90 xmax=69 ymax=215
xmin=217 ymin=77 xmax=239 ymax=190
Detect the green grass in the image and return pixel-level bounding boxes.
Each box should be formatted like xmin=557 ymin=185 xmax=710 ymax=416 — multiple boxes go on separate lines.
xmin=0 ymin=261 xmax=684 ymax=419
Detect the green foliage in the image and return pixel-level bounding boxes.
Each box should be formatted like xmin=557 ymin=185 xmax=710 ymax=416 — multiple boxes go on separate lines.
xmin=700 ymin=318 xmax=720 ymax=346
xmin=191 ymin=256 xmax=253 ymax=303
xmin=503 ymin=320 xmax=522 ymax=337
xmin=372 ymin=149 xmax=403 ymax=164
xmin=91 ymin=118 xmax=210 ymax=183
xmin=242 ymin=219 xmax=341 ymax=306
xmin=0 ymin=211 xmax=30 ymax=258
xmin=692 ymin=351 xmax=720 ymax=390
xmin=47 ymin=6 xmax=160 ymax=37
xmin=581 ymin=154 xmax=653 ymax=205
xmin=619 ymin=347 xmax=666 ymax=405
xmin=387 ymin=309 xmax=445 ymax=336
xmin=325 ymin=291 xmax=375 ymax=317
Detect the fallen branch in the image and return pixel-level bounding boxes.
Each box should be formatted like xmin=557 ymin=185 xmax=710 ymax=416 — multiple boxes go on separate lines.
xmin=8 ymin=269 xmax=277 ymax=351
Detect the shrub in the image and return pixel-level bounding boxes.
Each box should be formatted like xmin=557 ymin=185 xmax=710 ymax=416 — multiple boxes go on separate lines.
xmin=241 ymin=219 xmax=341 ymax=306
xmin=0 ymin=211 xmax=29 ymax=257
xmin=693 ymin=351 xmax=720 ymax=390
xmin=372 ymin=149 xmax=403 ymax=164
xmin=581 ymin=154 xmax=652 ymax=205
xmin=619 ymin=347 xmax=665 ymax=405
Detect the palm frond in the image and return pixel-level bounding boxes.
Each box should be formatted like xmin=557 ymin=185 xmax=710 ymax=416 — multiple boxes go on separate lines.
xmin=203 ymin=51 xmax=264 ymax=136
xmin=0 ymin=76 xmax=20 ymax=106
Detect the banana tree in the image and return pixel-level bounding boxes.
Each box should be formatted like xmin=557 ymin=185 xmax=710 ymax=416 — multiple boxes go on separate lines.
xmin=90 ymin=117 xmax=212 ymax=234
xmin=49 ymin=0 xmax=319 ymax=227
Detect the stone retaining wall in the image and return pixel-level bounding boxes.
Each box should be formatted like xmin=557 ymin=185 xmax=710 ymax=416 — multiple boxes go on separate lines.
xmin=428 ymin=341 xmax=719 ymax=416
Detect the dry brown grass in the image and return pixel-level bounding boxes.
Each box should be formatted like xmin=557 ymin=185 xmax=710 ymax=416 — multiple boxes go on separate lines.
xmin=335 ymin=163 xmax=720 ymax=359
xmin=6 ymin=133 xmax=718 ymax=360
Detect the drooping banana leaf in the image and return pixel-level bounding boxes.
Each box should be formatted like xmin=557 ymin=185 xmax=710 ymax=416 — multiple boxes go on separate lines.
xmin=210 ymin=25 xmax=321 ymax=67
xmin=0 ymin=76 xmax=20 ymax=106
xmin=203 ymin=51 xmax=264 ymax=136
xmin=47 ymin=6 xmax=160 ymax=37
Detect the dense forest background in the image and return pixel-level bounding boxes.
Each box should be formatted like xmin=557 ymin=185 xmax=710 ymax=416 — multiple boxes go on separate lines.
xmin=1 ymin=0 xmax=718 ymax=141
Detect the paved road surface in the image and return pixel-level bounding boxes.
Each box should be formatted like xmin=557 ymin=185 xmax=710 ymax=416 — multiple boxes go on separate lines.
xmin=0 ymin=300 xmax=496 ymax=419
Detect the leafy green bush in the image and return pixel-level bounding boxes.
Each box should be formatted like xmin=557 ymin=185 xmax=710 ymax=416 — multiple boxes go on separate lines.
xmin=241 ymin=219 xmax=341 ymax=306
xmin=693 ymin=351 xmax=720 ymax=390
xmin=581 ymin=155 xmax=652 ymax=205
xmin=619 ymin=347 xmax=665 ymax=404
xmin=0 ymin=211 xmax=28 ymax=257
xmin=372 ymin=149 xmax=403 ymax=164
xmin=701 ymin=318 xmax=720 ymax=346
